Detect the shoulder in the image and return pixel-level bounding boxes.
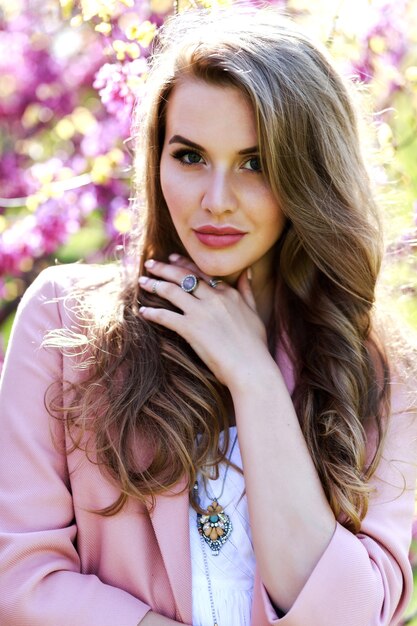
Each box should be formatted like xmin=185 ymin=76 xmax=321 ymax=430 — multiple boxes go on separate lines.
xmin=20 ymin=263 xmax=122 ymax=319
xmin=10 ymin=263 xmax=124 ymax=353
xmin=24 ymin=262 xmax=122 ymax=300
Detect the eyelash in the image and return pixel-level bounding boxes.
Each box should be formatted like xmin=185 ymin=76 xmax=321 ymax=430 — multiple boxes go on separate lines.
xmin=170 ymin=149 xmax=262 ymax=173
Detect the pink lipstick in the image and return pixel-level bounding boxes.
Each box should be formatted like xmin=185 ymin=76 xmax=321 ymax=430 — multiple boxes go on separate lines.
xmin=193 ymin=225 xmax=247 ymax=248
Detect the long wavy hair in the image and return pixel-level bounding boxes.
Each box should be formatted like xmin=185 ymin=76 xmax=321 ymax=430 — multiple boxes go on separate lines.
xmin=45 ymin=8 xmax=390 ymax=531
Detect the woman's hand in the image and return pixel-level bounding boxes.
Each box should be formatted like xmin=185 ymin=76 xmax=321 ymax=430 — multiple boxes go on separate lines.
xmin=138 ymin=254 xmax=271 ymax=387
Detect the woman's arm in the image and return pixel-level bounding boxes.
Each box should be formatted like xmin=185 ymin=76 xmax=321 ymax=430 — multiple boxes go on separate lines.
xmin=232 ymin=362 xmax=417 ymax=626
xmin=250 ymin=375 xmax=417 ymax=626
xmin=228 ymin=356 xmax=336 ymax=612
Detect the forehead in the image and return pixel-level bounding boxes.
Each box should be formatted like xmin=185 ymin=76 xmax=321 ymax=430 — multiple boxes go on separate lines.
xmin=164 ymin=78 xmax=258 ymax=148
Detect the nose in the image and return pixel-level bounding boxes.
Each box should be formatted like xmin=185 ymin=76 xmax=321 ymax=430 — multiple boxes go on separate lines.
xmin=201 ymin=170 xmax=238 ymax=215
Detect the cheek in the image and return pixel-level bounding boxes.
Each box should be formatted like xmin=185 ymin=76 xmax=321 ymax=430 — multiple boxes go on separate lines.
xmin=270 ymin=213 xmax=287 ymax=246
xmin=255 ymin=188 xmax=286 ymax=234
xmin=270 ymin=205 xmax=286 ymax=232
xmin=160 ymin=161 xmax=191 ymax=225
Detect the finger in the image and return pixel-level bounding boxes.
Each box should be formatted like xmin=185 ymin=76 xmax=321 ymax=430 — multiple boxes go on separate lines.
xmin=207 ymin=277 xmax=228 ymax=292
xmin=144 ymin=259 xmax=212 ymax=299
xmin=145 ymin=259 xmax=193 ymax=285
xmin=138 ymin=276 xmax=195 ymax=310
xmin=139 ymin=305 xmax=187 ymax=335
xmin=237 ymin=267 xmax=257 ymax=312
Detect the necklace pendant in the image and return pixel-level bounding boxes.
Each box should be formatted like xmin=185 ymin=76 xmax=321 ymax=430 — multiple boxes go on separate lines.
xmin=197 ymin=499 xmax=233 ymax=556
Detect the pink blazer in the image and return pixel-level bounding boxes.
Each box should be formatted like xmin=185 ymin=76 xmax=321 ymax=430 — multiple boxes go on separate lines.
xmin=0 ymin=264 xmax=416 ymax=626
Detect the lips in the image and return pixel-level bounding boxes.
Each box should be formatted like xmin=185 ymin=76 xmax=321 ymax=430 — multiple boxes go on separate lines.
xmin=196 ymin=226 xmax=246 ymax=235
xmin=193 ymin=225 xmax=247 ymax=248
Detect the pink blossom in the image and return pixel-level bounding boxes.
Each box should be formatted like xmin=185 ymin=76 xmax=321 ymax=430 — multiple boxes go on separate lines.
xmin=350 ymin=0 xmax=408 ymax=89
xmin=93 ymin=58 xmax=148 ymax=124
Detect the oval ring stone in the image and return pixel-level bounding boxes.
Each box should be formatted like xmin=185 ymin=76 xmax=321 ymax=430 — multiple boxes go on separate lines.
xmin=181 ymin=274 xmax=199 ymax=293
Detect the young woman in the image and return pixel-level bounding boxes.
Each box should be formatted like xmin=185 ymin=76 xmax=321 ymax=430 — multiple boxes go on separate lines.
xmin=0 ymin=7 xmax=416 ymax=626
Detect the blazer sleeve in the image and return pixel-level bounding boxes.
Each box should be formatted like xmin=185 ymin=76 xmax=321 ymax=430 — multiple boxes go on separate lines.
xmin=0 ymin=266 xmax=151 ymax=626
xmin=251 ymin=379 xmax=417 ymax=626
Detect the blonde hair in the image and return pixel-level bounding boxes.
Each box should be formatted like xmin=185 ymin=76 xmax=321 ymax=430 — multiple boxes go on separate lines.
xmin=47 ymin=7 xmax=389 ymax=530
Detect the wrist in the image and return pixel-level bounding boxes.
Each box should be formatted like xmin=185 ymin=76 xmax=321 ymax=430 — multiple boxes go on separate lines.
xmin=226 ymin=349 xmax=282 ymax=395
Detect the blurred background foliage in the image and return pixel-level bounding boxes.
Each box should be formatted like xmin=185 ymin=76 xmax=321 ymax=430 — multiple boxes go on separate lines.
xmin=1 ymin=0 xmax=417 ymax=347
xmin=1 ymin=0 xmax=417 ymax=619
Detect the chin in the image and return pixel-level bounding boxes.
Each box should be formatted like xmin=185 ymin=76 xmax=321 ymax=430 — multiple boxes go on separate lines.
xmin=199 ymin=263 xmax=242 ymax=284
xmin=194 ymin=258 xmax=234 ymax=273
xmin=186 ymin=246 xmax=247 ymax=281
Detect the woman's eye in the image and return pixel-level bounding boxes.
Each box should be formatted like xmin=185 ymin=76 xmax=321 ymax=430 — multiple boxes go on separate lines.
xmin=242 ymin=156 xmax=262 ymax=172
xmin=172 ymin=150 xmax=204 ymax=165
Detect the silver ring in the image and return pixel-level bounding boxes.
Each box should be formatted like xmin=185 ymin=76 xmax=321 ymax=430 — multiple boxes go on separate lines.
xmin=209 ymin=278 xmax=223 ymax=289
xmin=152 ymin=280 xmax=161 ymax=295
xmin=181 ymin=274 xmax=199 ymax=294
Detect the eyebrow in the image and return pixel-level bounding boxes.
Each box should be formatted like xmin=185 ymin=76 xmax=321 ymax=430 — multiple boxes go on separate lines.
xmin=168 ymin=134 xmax=259 ymax=155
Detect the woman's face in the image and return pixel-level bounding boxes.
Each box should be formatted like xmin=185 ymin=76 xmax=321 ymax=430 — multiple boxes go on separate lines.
xmin=159 ymin=78 xmax=286 ymax=284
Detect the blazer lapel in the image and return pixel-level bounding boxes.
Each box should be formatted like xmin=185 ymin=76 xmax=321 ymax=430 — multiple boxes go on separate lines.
xmin=149 ymin=476 xmax=193 ymax=625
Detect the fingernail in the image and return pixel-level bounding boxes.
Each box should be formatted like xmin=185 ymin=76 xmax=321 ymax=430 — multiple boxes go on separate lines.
xmin=247 ymin=267 xmax=253 ymax=281
xmin=145 ymin=259 xmax=155 ymax=268
xmin=139 ymin=306 xmax=146 ymax=313
xmin=138 ymin=276 xmax=148 ymax=285
xmin=169 ymin=253 xmax=179 ymax=261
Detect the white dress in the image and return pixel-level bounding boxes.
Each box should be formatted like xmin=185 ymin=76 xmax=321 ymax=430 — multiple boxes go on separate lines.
xmin=189 ymin=427 xmax=256 ymax=626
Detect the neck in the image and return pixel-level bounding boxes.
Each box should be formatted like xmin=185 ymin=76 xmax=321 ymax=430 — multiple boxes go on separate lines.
xmin=223 ymin=250 xmax=276 ymax=327
xmin=252 ymin=267 xmax=275 ymax=327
